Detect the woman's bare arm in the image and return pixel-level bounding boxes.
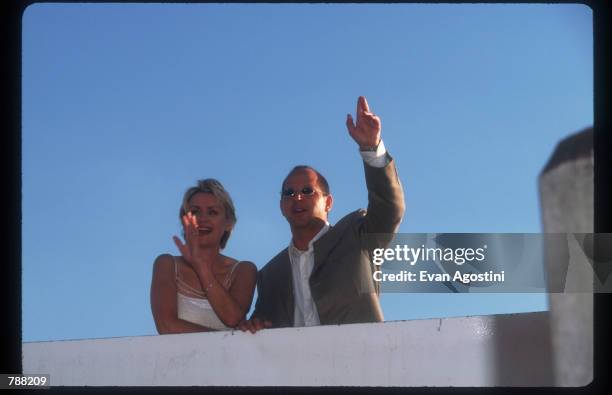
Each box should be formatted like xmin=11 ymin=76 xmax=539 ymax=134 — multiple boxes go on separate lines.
xmin=150 ymin=254 xmax=211 ymax=334
xmin=203 ymin=261 xmax=257 ymax=328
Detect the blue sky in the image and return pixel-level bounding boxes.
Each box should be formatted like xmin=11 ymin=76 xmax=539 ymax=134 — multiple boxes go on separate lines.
xmin=21 ymin=3 xmax=592 ymax=341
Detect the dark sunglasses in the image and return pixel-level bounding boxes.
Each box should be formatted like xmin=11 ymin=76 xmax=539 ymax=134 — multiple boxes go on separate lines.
xmin=281 ymin=186 xmax=318 ymax=198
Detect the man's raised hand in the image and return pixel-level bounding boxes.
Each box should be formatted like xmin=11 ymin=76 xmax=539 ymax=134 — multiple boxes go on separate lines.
xmin=346 ymin=96 xmax=381 ymax=149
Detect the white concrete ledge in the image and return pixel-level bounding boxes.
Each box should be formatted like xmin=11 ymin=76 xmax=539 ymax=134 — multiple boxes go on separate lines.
xmin=22 ymin=312 xmax=556 ymax=386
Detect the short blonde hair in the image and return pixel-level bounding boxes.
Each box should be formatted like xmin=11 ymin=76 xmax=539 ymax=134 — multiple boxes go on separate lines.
xmin=179 ymin=179 xmax=237 ymax=249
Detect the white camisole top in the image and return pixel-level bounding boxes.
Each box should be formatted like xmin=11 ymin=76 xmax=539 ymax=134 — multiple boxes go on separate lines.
xmin=174 ymin=257 xmax=241 ymax=331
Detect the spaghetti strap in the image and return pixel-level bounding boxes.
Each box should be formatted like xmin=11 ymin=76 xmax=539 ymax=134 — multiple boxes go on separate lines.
xmin=173 ymin=256 xmax=178 ymax=280
xmin=230 ymin=260 xmax=241 ymax=276
xmin=175 ymin=256 xmax=241 ymax=292
xmin=175 ymin=256 xmax=207 ymax=298
xmin=225 ymin=260 xmax=242 ymax=288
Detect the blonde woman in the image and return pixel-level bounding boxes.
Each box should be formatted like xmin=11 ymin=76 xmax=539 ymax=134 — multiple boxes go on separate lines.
xmin=151 ymin=179 xmax=257 ymax=333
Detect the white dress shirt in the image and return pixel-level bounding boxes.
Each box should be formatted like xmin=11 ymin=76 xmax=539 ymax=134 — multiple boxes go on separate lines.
xmin=288 ymin=223 xmax=330 ymax=327
xmin=288 ymin=140 xmax=390 ymax=327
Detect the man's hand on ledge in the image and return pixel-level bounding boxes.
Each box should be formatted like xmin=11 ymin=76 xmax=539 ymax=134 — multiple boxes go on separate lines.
xmin=237 ymin=317 xmax=273 ymax=334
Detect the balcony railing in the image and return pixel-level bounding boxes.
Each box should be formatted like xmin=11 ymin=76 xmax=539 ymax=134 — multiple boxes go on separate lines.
xmin=22 ymin=310 xmax=583 ymax=386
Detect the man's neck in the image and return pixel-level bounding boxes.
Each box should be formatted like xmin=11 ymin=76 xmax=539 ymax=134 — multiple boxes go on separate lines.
xmin=291 ymin=222 xmax=326 ymax=251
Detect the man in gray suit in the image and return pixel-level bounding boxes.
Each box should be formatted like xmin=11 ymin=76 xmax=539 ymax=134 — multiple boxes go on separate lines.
xmin=239 ymin=96 xmax=405 ymax=332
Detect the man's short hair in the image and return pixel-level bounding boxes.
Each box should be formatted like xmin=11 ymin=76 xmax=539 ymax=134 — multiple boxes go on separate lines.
xmin=281 ymin=165 xmax=330 ymax=196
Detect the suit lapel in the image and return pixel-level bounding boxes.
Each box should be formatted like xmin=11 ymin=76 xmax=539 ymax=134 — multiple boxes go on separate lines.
xmin=312 ymin=226 xmax=339 ymax=274
xmin=312 ymin=211 xmax=363 ymax=275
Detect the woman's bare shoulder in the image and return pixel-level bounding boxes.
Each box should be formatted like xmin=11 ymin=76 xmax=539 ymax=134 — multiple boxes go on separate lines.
xmin=153 ymin=254 xmax=177 ymax=269
xmin=235 ymin=260 xmax=258 ymax=274
xmin=221 ymin=255 xmax=256 ymax=271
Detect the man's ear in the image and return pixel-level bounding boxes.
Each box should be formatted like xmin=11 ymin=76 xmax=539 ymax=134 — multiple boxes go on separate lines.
xmin=325 ymin=194 xmax=333 ymax=212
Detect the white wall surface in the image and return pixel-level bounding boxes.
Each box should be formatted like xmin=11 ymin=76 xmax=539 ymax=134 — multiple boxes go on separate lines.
xmin=22 ymin=312 xmax=557 ymax=386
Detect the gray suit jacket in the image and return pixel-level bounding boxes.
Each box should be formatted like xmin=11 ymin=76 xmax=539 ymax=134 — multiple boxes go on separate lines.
xmin=252 ymin=154 xmax=405 ymax=327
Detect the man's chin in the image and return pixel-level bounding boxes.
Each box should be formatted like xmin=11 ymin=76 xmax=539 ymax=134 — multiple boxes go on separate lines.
xmin=289 ymin=217 xmax=326 ymax=230
xmin=289 ymin=220 xmax=310 ymax=229
xmin=287 ymin=216 xmax=313 ymax=227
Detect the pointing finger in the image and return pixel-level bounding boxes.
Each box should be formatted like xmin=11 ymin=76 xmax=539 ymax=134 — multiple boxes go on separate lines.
xmin=358 ymin=96 xmax=370 ymax=113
